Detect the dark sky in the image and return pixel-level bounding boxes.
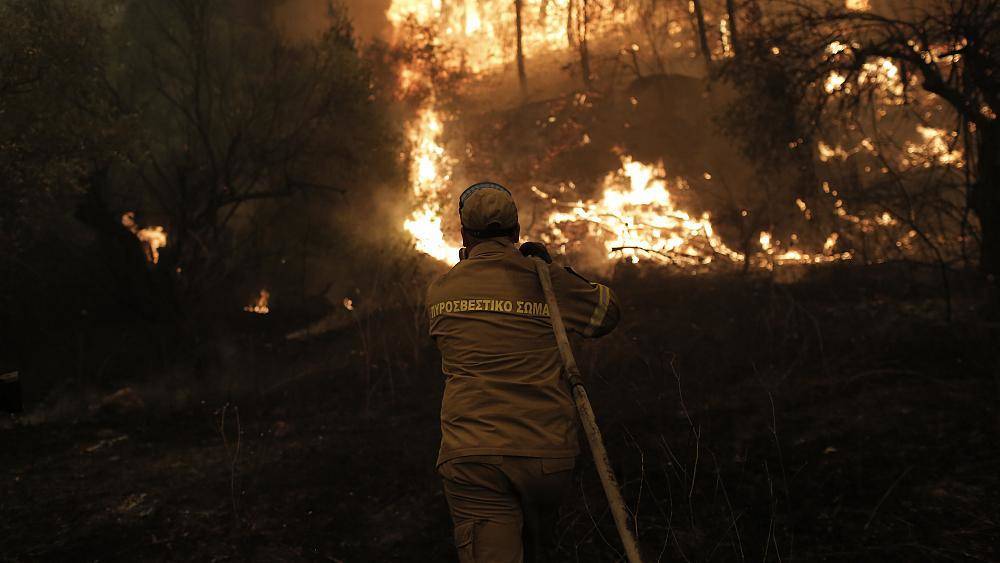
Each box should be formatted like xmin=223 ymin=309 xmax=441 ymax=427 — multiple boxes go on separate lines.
xmin=275 ymin=0 xmax=392 ymax=40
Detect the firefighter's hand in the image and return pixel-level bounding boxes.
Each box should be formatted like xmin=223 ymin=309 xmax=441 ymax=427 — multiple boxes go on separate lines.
xmin=520 ymin=242 xmax=552 ymax=263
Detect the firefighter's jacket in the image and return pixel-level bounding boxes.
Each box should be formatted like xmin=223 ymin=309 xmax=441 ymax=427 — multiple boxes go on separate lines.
xmin=427 ymin=239 xmax=621 ymax=466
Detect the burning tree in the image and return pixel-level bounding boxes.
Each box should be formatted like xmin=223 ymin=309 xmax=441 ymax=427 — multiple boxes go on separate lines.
xmin=720 ymin=0 xmax=999 ymax=281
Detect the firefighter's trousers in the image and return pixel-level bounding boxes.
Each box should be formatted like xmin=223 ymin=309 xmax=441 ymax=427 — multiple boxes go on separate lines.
xmin=439 ymin=455 xmax=576 ymax=563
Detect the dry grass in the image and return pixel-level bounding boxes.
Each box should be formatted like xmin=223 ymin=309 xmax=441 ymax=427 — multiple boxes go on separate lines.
xmin=2 ymin=263 xmax=998 ymax=561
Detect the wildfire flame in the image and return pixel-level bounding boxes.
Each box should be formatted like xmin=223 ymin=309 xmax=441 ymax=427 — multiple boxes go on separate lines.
xmin=388 ymin=2 xmax=908 ymax=271
xmin=760 ymin=230 xmax=852 ymax=265
xmin=546 ymin=157 xmax=743 ymax=265
xmin=245 ymin=290 xmax=271 ymax=315
xmin=401 ymin=107 xmax=462 ymax=265
xmin=121 ymin=212 xmax=167 ymax=265
xmin=388 ymin=0 xmax=614 ymax=72
xmin=906 ymin=125 xmax=964 ymax=168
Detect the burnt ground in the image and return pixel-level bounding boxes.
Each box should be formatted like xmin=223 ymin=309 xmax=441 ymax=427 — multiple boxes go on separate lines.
xmin=3 ymin=263 xmax=1000 ymax=562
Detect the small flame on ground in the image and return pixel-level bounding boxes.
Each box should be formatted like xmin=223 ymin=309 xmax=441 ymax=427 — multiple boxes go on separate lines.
xmin=245 ymin=290 xmax=271 ymax=314
xmin=823 ymin=233 xmax=840 ymax=252
xmin=760 ymin=230 xmax=852 ymax=265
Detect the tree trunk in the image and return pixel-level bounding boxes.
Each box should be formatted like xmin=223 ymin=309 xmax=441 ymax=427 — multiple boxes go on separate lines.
xmin=515 ymin=0 xmax=528 ymax=96
xmin=566 ymin=0 xmax=575 ymax=47
xmin=578 ymin=0 xmax=592 ymax=89
xmin=726 ymin=0 xmax=739 ymax=56
xmin=691 ymin=0 xmax=712 ymax=72
xmin=976 ymin=126 xmax=1000 ymax=437
xmin=971 ymin=123 xmax=1000 ymax=282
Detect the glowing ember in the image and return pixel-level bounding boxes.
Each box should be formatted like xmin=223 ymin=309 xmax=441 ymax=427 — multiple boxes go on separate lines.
xmin=824 ymin=41 xmax=904 ymax=102
xmin=823 ymin=232 xmax=839 ymax=252
xmin=760 ymin=230 xmax=852 ymax=265
xmin=719 ymin=17 xmax=733 ymax=58
xmin=860 ymin=58 xmax=904 ymax=100
xmin=876 ymin=212 xmax=896 ymax=226
xmin=343 ymin=297 xmax=354 ymax=311
xmin=826 ymin=41 xmax=849 ymax=55
xmin=759 ymin=231 xmax=773 ymax=252
xmin=818 ymin=141 xmax=850 ymax=162
xmin=244 ymin=290 xmax=270 ymax=314
xmin=121 ymin=212 xmax=167 ymax=264
xmin=824 ymin=72 xmax=847 ymax=94
xmin=906 ymin=125 xmax=964 ymax=168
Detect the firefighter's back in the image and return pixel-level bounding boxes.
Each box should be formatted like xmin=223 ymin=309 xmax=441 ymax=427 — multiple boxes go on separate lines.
xmin=428 ymin=240 xmax=577 ymax=466
xmin=427 ymin=182 xmax=621 ymax=563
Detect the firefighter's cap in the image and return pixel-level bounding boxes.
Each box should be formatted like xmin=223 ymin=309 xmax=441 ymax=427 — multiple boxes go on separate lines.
xmin=459 ymin=182 xmax=518 ymax=236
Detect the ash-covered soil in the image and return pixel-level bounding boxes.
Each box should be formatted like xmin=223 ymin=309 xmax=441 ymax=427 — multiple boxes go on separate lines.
xmin=3 ymin=265 xmax=999 ymax=562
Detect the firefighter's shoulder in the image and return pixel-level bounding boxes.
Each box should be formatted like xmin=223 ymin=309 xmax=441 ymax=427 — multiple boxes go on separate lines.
xmin=561 ymin=265 xmax=592 ymax=284
xmin=549 ymin=263 xmax=598 ymax=288
xmin=426 ymin=260 xmax=470 ymax=301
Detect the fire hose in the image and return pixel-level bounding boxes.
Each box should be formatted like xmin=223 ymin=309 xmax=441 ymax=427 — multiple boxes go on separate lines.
xmin=530 ymin=257 xmax=645 ymax=563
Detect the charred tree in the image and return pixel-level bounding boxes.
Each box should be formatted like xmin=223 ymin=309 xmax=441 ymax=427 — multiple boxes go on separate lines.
xmin=515 ymin=0 xmax=528 ymax=96
xmin=690 ymin=0 xmax=712 ymax=71
xmin=726 ymin=0 xmax=739 ymax=55
xmin=566 ymin=0 xmax=575 ymax=47
xmin=578 ymin=0 xmax=593 ymax=89
xmin=973 ymin=123 xmax=1000 ymax=279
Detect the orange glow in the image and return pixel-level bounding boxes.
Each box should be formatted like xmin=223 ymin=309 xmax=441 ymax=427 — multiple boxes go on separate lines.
xmin=121 ymin=212 xmax=167 ymax=265
xmin=906 ymin=125 xmax=964 ymax=168
xmin=244 ymin=290 xmax=271 ymax=315
xmin=387 ymin=0 xmax=631 ymax=72
xmin=545 ymin=157 xmax=744 ymax=266
xmin=401 ymin=106 xmax=462 ymax=265
xmin=387 ymin=3 xmax=889 ymax=270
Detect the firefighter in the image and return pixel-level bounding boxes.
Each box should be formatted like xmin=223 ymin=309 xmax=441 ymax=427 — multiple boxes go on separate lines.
xmin=427 ymin=182 xmax=621 ymax=562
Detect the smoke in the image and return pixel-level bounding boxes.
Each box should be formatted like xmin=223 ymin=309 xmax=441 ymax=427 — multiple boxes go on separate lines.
xmin=274 ymin=0 xmax=392 ymax=41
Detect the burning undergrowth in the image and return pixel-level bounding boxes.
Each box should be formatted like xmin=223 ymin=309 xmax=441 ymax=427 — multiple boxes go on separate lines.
xmin=3 ymin=0 xmax=998 ymax=560
xmin=384 ymin=0 xmax=970 ymax=278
